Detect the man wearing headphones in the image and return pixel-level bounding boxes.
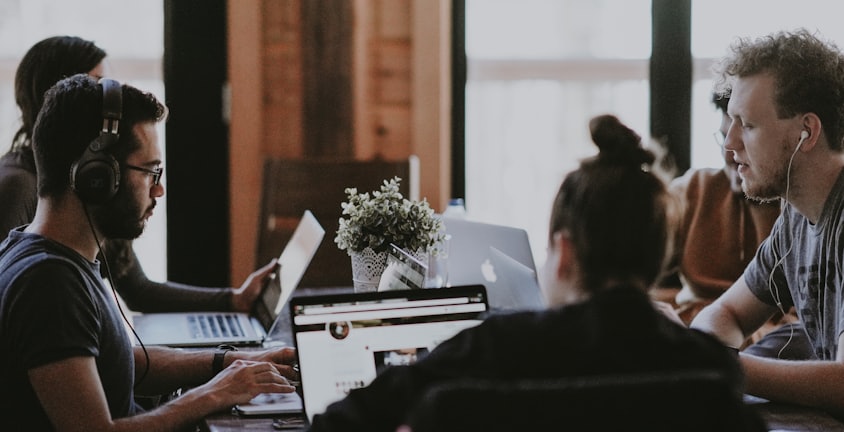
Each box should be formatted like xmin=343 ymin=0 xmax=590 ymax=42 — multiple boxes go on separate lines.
xmin=689 ymin=29 xmax=844 ymax=418
xmin=0 ymin=75 xmax=298 ymax=430
xmin=0 ymin=35 xmax=277 ymax=317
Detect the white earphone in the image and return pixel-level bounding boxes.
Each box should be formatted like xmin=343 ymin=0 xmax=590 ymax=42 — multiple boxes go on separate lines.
xmin=796 ymin=130 xmax=809 ymax=151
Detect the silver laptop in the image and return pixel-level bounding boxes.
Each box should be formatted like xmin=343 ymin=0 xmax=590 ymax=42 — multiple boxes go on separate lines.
xmin=485 ymin=246 xmax=545 ymax=311
xmin=291 ymin=284 xmax=489 ymax=423
xmin=442 ymin=218 xmax=540 ymax=311
xmin=131 ymin=210 xmax=325 ymax=347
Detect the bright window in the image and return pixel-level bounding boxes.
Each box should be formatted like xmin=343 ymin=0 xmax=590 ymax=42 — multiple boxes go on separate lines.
xmin=465 ymin=0 xmax=651 ymax=266
xmin=467 ymin=0 xmax=844 ymax=269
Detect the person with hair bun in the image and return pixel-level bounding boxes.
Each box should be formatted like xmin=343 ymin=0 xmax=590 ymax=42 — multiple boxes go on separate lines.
xmin=307 ymin=115 xmax=755 ymax=432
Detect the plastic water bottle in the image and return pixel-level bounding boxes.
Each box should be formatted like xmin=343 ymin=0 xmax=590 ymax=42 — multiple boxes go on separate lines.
xmin=426 ymin=198 xmax=464 ymax=288
xmin=442 ymin=198 xmax=466 ymax=219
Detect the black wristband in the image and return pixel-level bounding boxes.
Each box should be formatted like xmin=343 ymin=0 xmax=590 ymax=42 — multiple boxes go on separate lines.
xmin=212 ymin=344 xmax=238 ymax=375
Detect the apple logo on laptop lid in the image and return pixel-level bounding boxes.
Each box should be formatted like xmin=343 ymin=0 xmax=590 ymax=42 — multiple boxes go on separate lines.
xmin=481 ymin=258 xmax=497 ymax=283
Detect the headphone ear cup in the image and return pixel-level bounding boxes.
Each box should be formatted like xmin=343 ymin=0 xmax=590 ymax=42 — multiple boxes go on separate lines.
xmin=70 ymin=135 xmax=121 ymax=204
xmin=70 ymin=77 xmax=122 ymax=205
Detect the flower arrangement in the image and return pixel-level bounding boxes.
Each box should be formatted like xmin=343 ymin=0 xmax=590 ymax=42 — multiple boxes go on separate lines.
xmin=335 ymin=177 xmax=444 ymax=255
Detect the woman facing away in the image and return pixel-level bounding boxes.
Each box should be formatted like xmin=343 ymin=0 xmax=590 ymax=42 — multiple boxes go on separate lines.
xmin=307 ymin=115 xmax=760 ymax=432
xmin=0 ymin=35 xmax=272 ymax=313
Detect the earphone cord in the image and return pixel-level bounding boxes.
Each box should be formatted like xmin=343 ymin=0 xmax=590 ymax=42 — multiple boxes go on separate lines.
xmin=82 ymin=206 xmax=150 ymax=389
xmin=767 ymin=145 xmax=801 ymax=359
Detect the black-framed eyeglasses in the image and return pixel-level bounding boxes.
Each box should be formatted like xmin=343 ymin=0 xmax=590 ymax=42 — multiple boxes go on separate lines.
xmin=123 ymin=164 xmax=163 ymax=186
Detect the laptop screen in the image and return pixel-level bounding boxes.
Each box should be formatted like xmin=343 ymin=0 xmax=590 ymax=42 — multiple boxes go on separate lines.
xmin=253 ymin=210 xmax=326 ymax=335
xmin=291 ymin=285 xmax=489 ymax=422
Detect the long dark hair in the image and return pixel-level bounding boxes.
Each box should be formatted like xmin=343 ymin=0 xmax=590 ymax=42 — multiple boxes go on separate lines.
xmin=549 ymin=115 xmax=675 ymax=293
xmin=12 ymin=36 xmax=106 ymax=153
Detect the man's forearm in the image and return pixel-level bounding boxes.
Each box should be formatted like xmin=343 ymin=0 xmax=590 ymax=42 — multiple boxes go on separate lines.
xmin=133 ymin=346 xmax=213 ymax=395
xmin=742 ymin=354 xmax=844 ymax=417
xmin=689 ymin=303 xmax=747 ymax=349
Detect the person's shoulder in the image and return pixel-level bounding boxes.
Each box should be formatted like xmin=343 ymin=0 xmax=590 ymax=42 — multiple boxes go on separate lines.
xmin=670 ymin=167 xmax=725 ymax=192
xmin=0 ymin=233 xmax=86 ymax=274
xmin=0 ymin=149 xmax=35 ymax=170
xmin=0 ymin=236 xmax=90 ymax=301
xmin=528 ymin=288 xmax=653 ymax=328
xmin=0 ymin=150 xmax=36 ymax=185
xmin=670 ymin=168 xmax=734 ymax=213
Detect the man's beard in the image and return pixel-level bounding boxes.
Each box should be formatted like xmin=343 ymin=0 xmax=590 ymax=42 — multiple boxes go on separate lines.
xmin=90 ymin=187 xmax=149 ymax=240
xmin=742 ymin=147 xmax=790 ymax=204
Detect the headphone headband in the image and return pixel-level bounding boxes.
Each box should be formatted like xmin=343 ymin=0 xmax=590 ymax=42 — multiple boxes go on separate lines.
xmin=69 ymin=78 xmax=123 ymax=204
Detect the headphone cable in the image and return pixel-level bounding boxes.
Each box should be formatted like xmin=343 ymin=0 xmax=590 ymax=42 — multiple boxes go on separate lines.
xmin=766 ymin=144 xmax=802 ymax=358
xmin=82 ymin=205 xmax=150 ymax=389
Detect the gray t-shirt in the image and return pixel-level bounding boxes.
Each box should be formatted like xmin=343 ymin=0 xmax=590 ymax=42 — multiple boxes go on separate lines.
xmin=745 ymin=169 xmax=844 ymax=360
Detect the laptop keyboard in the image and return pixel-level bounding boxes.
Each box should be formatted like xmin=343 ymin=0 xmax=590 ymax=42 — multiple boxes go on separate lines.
xmin=188 ymin=314 xmax=246 ymax=339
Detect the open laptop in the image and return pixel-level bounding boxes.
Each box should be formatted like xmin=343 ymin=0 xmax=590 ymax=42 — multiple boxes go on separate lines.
xmin=131 ymin=210 xmax=325 ymax=347
xmin=485 ymin=246 xmax=545 ymax=311
xmin=443 ymin=218 xmax=540 ymax=311
xmin=290 ymin=284 xmax=489 ymax=423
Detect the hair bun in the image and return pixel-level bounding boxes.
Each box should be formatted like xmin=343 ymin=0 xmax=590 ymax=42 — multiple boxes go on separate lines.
xmin=589 ymin=114 xmax=655 ymax=167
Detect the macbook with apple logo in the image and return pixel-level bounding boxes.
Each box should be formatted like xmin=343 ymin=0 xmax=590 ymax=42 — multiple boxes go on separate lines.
xmin=442 ymin=218 xmax=544 ymax=312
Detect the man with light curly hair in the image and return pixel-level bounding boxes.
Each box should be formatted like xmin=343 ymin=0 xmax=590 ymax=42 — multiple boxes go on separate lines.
xmin=691 ymin=28 xmax=844 ymax=418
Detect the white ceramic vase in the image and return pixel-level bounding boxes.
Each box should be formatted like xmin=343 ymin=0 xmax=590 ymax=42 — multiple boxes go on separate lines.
xmin=349 ymin=247 xmax=429 ymax=292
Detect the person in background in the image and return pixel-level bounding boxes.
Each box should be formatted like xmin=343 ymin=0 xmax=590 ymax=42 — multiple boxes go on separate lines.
xmin=308 ymin=115 xmax=753 ymax=431
xmin=0 ymin=74 xmax=298 ymax=430
xmin=690 ymin=28 xmax=844 ymax=417
xmin=0 ymin=35 xmax=273 ymax=314
xmin=654 ymin=92 xmax=813 ymax=360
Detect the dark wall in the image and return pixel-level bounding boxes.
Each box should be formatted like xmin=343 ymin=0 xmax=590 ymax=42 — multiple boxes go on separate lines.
xmin=164 ymin=0 xmax=229 ymax=285
xmin=451 ymin=0 xmax=467 ymax=202
xmin=650 ymin=0 xmax=692 ymax=175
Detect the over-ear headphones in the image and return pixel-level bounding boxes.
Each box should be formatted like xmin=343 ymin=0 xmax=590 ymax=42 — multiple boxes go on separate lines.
xmin=70 ymin=78 xmax=122 ymax=204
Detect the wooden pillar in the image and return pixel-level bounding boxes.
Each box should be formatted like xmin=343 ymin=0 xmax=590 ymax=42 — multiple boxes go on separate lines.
xmin=301 ymin=0 xmax=354 ymax=157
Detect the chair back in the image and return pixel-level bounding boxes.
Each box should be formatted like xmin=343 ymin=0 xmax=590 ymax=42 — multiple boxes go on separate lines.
xmin=256 ymin=156 xmax=419 ymax=287
xmin=404 ymin=370 xmax=767 ymax=432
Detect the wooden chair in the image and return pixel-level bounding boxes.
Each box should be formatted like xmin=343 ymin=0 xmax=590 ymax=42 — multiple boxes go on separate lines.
xmin=256 ymin=156 xmax=419 ymax=287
